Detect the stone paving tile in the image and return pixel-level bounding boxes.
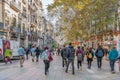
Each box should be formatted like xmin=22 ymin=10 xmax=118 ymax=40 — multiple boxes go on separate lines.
xmin=0 ymin=55 xmax=120 ymax=80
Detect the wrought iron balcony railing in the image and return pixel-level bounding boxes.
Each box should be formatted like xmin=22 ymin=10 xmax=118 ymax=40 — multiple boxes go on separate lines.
xmin=10 ymin=1 xmax=20 ymax=12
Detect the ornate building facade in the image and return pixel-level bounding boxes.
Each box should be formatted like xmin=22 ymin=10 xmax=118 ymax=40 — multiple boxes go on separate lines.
xmin=0 ymin=0 xmax=47 ymax=47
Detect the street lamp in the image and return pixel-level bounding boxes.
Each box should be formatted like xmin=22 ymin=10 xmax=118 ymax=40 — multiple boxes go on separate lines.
xmin=42 ymin=32 xmax=45 ymax=48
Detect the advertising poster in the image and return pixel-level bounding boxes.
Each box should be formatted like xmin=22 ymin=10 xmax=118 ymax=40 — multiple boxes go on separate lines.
xmin=10 ymin=40 xmax=19 ymax=56
xmin=0 ymin=39 xmax=3 ymax=55
xmin=3 ymin=39 xmax=10 ymax=53
xmin=117 ymin=36 xmax=120 ymax=57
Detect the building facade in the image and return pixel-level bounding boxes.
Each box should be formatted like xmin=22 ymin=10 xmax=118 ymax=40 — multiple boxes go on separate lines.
xmin=0 ymin=0 xmax=47 ymax=47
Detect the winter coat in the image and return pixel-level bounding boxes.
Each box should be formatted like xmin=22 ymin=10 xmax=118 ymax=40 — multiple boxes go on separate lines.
xmin=35 ymin=48 xmax=40 ymax=55
xmin=109 ymin=49 xmax=118 ymax=60
xmin=66 ymin=46 xmax=75 ymax=60
xmin=26 ymin=48 xmax=31 ymax=54
xmin=95 ymin=47 xmax=104 ymax=58
xmin=61 ymin=48 xmax=67 ymax=58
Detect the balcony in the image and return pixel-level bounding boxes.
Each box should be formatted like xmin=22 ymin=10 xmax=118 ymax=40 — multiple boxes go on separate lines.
xmin=4 ymin=0 xmax=10 ymax=4
xmin=20 ymin=33 xmax=26 ymax=40
xmin=11 ymin=33 xmax=18 ymax=39
xmin=10 ymin=26 xmax=18 ymax=33
xmin=10 ymin=1 xmax=20 ymax=12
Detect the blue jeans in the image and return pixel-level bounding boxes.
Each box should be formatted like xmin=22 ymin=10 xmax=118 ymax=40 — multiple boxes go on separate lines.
xmin=110 ymin=59 xmax=116 ymax=71
xmin=97 ymin=57 xmax=102 ymax=68
xmin=65 ymin=59 xmax=75 ymax=74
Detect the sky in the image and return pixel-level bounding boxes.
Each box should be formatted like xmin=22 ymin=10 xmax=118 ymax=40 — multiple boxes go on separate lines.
xmin=40 ymin=0 xmax=54 ymax=15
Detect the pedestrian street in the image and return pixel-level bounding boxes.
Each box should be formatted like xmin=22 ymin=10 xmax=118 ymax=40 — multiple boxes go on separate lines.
xmin=0 ymin=55 xmax=120 ymax=80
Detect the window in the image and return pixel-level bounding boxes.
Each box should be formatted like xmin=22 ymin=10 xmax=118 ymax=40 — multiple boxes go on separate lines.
xmin=23 ymin=23 xmax=26 ymax=34
xmin=11 ymin=17 xmax=16 ymax=27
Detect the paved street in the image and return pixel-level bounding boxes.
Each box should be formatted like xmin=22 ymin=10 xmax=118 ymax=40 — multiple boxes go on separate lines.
xmin=0 ymin=55 xmax=120 ymax=80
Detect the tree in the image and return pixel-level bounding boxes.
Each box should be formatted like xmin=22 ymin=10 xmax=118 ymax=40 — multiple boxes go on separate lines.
xmin=48 ymin=0 xmax=119 ymax=41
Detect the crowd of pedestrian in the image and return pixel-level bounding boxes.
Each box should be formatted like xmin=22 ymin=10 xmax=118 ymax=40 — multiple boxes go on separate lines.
xmin=60 ymin=43 xmax=120 ymax=75
xmin=17 ymin=45 xmax=53 ymax=75
xmin=2 ymin=42 xmax=120 ymax=76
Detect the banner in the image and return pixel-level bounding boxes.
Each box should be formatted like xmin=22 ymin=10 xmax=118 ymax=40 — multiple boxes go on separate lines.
xmin=0 ymin=39 xmax=3 ymax=55
xmin=10 ymin=40 xmax=19 ymax=56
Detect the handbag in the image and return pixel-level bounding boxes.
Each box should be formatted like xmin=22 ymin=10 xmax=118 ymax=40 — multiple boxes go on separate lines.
xmin=48 ymin=53 xmax=53 ymax=62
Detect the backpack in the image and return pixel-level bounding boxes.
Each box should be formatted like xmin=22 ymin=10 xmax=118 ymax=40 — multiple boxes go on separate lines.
xmin=67 ymin=47 xmax=75 ymax=59
xmin=48 ymin=52 xmax=53 ymax=62
xmin=77 ymin=53 xmax=82 ymax=61
xmin=70 ymin=48 xmax=75 ymax=54
xmin=97 ymin=49 xmax=103 ymax=57
xmin=62 ymin=48 xmax=67 ymax=58
xmin=88 ymin=53 xmax=92 ymax=59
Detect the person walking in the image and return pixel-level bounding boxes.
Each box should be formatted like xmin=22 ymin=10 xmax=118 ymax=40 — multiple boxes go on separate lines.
xmin=61 ymin=45 xmax=67 ymax=67
xmin=104 ymin=48 xmax=109 ymax=60
xmin=87 ymin=48 xmax=94 ymax=69
xmin=81 ymin=47 xmax=85 ymax=62
xmin=95 ymin=45 xmax=104 ymax=69
xmin=26 ymin=46 xmax=31 ymax=60
xmin=109 ymin=46 xmax=118 ymax=73
xmin=31 ymin=46 xmax=36 ymax=62
xmin=18 ymin=46 xmax=25 ymax=67
xmin=57 ymin=48 xmax=61 ymax=56
xmin=5 ymin=48 xmax=12 ymax=64
xmin=35 ymin=47 xmax=41 ymax=62
xmin=65 ymin=43 xmax=75 ymax=75
xmin=76 ymin=46 xmax=83 ymax=70
xmin=41 ymin=47 xmax=53 ymax=75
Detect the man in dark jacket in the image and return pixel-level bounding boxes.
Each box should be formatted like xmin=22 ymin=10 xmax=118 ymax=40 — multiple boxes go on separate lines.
xmin=35 ymin=47 xmax=41 ymax=62
xmin=61 ymin=45 xmax=67 ymax=67
xmin=65 ymin=43 xmax=75 ymax=75
xmin=95 ymin=45 xmax=104 ymax=69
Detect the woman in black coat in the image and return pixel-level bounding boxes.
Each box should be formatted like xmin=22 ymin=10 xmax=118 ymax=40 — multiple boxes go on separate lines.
xmin=86 ymin=48 xmax=94 ymax=69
